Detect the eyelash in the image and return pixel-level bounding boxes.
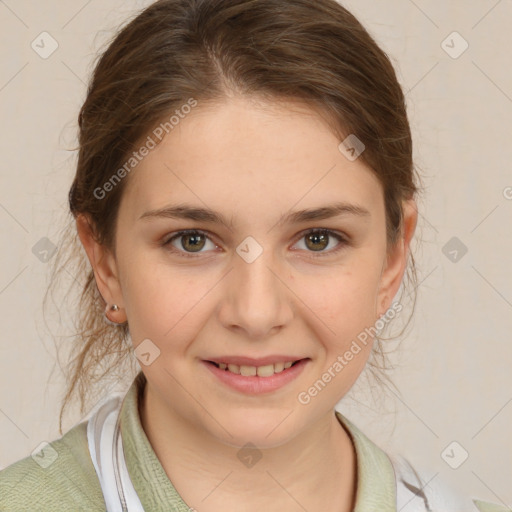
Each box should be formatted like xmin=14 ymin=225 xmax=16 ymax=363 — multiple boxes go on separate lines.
xmin=161 ymin=228 xmax=349 ymax=259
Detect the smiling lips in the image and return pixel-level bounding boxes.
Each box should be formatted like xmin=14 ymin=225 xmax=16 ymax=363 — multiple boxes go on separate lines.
xmin=203 ymin=357 xmax=310 ymax=394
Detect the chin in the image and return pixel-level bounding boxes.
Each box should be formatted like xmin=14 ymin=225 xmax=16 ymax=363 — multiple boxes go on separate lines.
xmin=206 ymin=409 xmax=302 ymax=449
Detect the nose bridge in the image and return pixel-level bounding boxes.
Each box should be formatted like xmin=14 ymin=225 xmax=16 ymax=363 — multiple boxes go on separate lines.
xmin=220 ymin=237 xmax=293 ymax=336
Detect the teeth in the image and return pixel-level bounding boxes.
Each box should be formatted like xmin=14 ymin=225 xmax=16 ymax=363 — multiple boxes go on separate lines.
xmin=274 ymin=362 xmax=285 ymax=373
xmin=228 ymin=363 xmax=240 ymax=374
xmin=215 ymin=360 xmax=299 ymax=377
xmin=241 ymin=365 xmax=257 ymax=377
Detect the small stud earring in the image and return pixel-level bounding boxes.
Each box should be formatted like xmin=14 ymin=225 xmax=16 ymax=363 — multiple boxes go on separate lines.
xmin=104 ymin=303 xmax=123 ymax=325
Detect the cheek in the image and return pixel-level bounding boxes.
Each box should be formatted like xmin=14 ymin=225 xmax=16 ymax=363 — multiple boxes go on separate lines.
xmin=299 ymin=256 xmax=382 ymax=347
xmin=120 ymin=256 xmax=215 ymax=347
xmin=118 ymin=253 xmax=180 ymax=336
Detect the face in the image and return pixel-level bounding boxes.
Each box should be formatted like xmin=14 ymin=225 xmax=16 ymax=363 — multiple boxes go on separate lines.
xmin=79 ymin=95 xmax=415 ymax=449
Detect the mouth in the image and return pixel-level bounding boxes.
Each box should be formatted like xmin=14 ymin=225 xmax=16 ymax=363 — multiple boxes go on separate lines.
xmin=205 ymin=359 xmax=305 ymax=377
xmin=202 ymin=357 xmax=310 ymax=394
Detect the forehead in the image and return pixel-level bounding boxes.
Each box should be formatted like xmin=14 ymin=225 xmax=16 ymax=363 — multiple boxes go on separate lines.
xmin=119 ymin=96 xmax=383 ymax=226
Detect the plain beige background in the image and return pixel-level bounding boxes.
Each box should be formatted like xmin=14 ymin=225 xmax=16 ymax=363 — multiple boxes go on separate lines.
xmin=0 ymin=0 xmax=511 ymax=506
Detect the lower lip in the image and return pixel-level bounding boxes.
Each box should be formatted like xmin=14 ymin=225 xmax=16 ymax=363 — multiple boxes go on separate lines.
xmin=202 ymin=359 xmax=310 ymax=395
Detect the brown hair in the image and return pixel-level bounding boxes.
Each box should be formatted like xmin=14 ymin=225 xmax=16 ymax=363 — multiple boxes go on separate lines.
xmin=46 ymin=0 xmax=422 ymax=434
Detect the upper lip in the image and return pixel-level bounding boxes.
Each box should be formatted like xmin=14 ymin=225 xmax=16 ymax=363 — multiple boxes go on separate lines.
xmin=204 ymin=355 xmax=308 ymax=367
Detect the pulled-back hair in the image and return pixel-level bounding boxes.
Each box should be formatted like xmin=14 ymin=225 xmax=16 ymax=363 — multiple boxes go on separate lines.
xmin=45 ymin=0 xmax=421 ymax=434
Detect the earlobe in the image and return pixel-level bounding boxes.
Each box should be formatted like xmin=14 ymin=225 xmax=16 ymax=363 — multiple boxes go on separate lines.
xmin=376 ymin=199 xmax=418 ymax=317
xmin=76 ymin=214 xmax=126 ymax=322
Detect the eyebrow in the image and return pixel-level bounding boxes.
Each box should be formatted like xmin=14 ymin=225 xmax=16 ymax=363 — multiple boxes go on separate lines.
xmin=138 ymin=201 xmax=371 ymax=229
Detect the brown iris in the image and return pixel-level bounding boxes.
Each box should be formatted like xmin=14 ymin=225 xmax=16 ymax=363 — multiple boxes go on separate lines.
xmin=180 ymin=233 xmax=206 ymax=252
xmin=304 ymin=231 xmax=329 ymax=252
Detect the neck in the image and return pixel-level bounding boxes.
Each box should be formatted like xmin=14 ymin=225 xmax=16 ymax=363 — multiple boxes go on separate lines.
xmin=139 ymin=382 xmax=357 ymax=512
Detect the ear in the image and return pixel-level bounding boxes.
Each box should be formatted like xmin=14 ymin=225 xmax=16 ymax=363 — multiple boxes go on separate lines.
xmin=376 ymin=199 xmax=418 ymax=317
xmin=76 ymin=214 xmax=127 ymax=323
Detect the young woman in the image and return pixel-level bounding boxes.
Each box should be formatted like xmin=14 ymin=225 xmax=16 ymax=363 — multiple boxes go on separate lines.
xmin=0 ymin=0 xmax=506 ymax=510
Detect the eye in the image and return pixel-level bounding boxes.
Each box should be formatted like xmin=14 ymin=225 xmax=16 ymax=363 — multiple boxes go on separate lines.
xmin=162 ymin=230 xmax=217 ymax=258
xmin=292 ymin=229 xmax=349 ymax=257
xmin=161 ymin=228 xmax=349 ymax=259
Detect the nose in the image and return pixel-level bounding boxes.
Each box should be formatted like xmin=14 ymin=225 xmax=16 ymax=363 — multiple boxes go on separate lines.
xmin=217 ymin=247 xmax=294 ymax=339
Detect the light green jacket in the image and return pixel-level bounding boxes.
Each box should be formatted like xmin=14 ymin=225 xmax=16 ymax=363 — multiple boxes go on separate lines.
xmin=0 ymin=372 xmax=508 ymax=511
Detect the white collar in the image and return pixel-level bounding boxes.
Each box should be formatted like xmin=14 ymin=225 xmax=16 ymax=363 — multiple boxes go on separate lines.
xmin=87 ymin=393 xmax=144 ymax=512
xmin=86 ymin=390 xmax=481 ymax=512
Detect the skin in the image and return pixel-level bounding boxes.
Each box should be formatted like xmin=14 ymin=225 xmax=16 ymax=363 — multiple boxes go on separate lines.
xmin=77 ymin=95 xmax=417 ymax=512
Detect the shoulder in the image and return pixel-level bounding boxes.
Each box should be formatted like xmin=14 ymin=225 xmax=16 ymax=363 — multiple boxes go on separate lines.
xmin=0 ymin=420 xmax=106 ymax=512
xmin=473 ymin=501 xmax=512 ymax=512
xmin=390 ymin=454 xmax=511 ymax=512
